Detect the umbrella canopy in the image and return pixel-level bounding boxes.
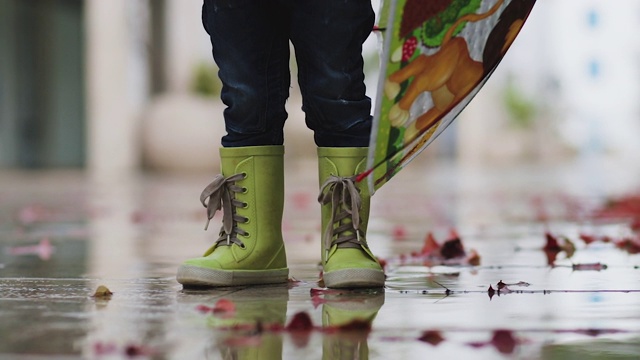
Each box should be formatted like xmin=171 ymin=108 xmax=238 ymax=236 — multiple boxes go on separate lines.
xmin=359 ymin=0 xmax=537 ymax=193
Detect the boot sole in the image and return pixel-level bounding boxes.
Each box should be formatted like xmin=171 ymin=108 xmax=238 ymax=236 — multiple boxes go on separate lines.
xmin=323 ymin=268 xmax=385 ymax=289
xmin=177 ymin=265 xmax=289 ymax=287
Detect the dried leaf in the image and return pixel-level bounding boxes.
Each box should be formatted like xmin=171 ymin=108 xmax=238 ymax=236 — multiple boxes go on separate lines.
xmin=124 ymin=344 xmax=154 ymax=357
xmin=467 ymin=330 xmax=518 ymax=355
xmin=466 ymin=249 xmax=481 ymax=266
xmin=287 ymin=277 xmax=302 ymax=289
xmin=286 ymin=312 xmax=314 ymax=332
xmin=336 ymin=319 xmax=372 ymax=332
xmin=615 ymin=237 xmax=640 ymax=254
xmin=385 ymin=231 xmax=480 ymax=267
xmin=195 ymin=304 xmax=213 ymax=313
xmin=572 ymin=263 xmax=608 ymax=271
xmin=212 ymin=298 xmax=236 ymax=318
xmin=579 ymin=233 xmax=598 ymax=245
xmin=421 ymin=232 xmax=440 ymax=255
xmin=561 ymin=237 xmax=576 ymax=257
xmin=440 ymin=237 xmax=465 ymax=259
xmin=488 ymin=285 xmax=496 ymax=300
xmin=93 ymin=342 xmax=118 ymax=355
xmin=418 ymin=330 xmax=445 ymax=346
xmin=286 ymin=312 xmax=314 ymax=348
xmin=590 ymin=193 xmax=640 ymax=253
xmin=92 ymin=285 xmax=113 ymax=299
xmin=544 ymin=249 xmax=559 ymax=266
xmin=543 ymin=232 xmax=576 ymax=265
xmin=377 ymin=257 xmax=388 ymax=270
xmin=311 ymin=295 xmax=328 ymax=309
xmin=392 ymin=225 xmax=408 ymax=241
xmin=596 ymin=194 xmax=640 ymax=220
xmin=543 ymin=232 xmax=561 ymax=252
xmin=491 ymin=330 xmax=517 ymax=354
xmin=93 ymin=342 xmax=153 ymax=357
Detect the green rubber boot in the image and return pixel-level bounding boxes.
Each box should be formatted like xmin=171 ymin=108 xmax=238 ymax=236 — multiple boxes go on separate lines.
xmin=211 ymin=286 xmax=288 ymax=360
xmin=177 ymin=146 xmax=288 ymax=287
xmin=322 ymin=291 xmax=385 ymax=360
xmin=179 ymin=285 xmax=288 ymax=359
xmin=317 ymin=147 xmax=385 ymax=288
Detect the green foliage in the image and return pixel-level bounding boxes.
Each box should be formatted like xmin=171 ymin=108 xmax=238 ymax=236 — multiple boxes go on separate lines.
xmin=420 ymin=0 xmax=482 ymax=47
xmin=191 ymin=62 xmax=222 ymax=97
xmin=503 ymin=80 xmax=537 ymax=129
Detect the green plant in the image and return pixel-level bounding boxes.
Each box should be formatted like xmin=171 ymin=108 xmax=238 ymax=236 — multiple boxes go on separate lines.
xmin=191 ymin=62 xmax=222 ymax=97
xmin=503 ymin=78 xmax=537 ymax=129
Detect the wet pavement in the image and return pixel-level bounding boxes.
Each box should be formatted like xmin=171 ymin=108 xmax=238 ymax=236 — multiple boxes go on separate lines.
xmin=1 ymin=156 xmax=639 ymax=359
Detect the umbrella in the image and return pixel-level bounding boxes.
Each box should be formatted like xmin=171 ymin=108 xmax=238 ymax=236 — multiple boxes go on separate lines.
xmin=357 ymin=0 xmax=537 ymax=193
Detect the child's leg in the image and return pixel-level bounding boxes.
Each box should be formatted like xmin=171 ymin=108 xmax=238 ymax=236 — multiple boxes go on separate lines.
xmin=177 ymin=1 xmax=293 ymax=287
xmin=201 ymin=0 xmax=292 ymax=147
xmin=290 ymin=1 xmax=384 ymax=288
xmin=289 ymin=0 xmax=375 ymax=148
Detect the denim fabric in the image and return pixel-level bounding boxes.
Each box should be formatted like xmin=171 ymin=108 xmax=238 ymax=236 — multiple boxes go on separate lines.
xmin=202 ymin=0 xmax=374 ymax=147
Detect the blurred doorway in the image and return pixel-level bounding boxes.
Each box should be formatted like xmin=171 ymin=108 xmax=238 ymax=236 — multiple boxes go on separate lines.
xmin=0 ymin=0 xmax=85 ymax=168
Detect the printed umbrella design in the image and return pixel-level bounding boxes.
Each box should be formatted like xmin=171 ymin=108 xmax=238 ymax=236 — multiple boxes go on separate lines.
xmin=359 ymin=0 xmax=537 ymax=193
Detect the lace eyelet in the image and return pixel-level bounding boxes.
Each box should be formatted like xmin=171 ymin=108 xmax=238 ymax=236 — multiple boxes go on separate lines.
xmin=241 ymin=187 xmax=248 ymax=193
xmin=239 ymin=243 xmax=247 ymax=249
xmin=242 ymin=202 xmax=248 ymax=208
xmin=241 ymin=172 xmax=248 ymax=179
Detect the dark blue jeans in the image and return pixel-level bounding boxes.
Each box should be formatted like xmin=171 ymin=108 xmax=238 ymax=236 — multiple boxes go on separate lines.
xmin=202 ymin=0 xmax=374 ymax=147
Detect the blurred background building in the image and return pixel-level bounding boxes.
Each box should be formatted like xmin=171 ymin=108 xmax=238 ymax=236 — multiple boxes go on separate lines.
xmin=0 ymin=0 xmax=638 ymax=175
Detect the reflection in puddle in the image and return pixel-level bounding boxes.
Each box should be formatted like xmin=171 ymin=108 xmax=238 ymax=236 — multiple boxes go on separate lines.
xmin=0 ymin=164 xmax=639 ymax=358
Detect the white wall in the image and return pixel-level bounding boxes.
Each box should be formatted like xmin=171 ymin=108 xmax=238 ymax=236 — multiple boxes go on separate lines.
xmin=85 ymin=0 xmax=150 ymax=176
xmin=85 ymin=0 xmax=640 ymax=174
xmin=164 ymin=0 xmax=213 ymax=94
xmin=459 ymin=0 xmax=640 ymax=163
xmin=548 ymin=0 xmax=640 ymax=155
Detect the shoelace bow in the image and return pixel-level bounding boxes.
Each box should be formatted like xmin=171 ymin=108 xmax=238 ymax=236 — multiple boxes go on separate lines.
xmin=318 ymin=175 xmax=366 ymax=258
xmin=200 ymin=173 xmax=248 ymax=247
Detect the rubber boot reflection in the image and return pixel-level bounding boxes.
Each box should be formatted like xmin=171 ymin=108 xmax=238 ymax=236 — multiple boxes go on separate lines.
xmin=207 ymin=285 xmax=289 ymax=360
xmin=322 ymin=291 xmax=385 ymax=360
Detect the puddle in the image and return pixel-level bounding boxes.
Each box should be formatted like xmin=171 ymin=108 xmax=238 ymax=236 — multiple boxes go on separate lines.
xmin=0 ymin=162 xmax=639 ymax=358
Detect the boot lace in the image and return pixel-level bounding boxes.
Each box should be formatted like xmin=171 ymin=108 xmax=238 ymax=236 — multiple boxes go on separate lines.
xmin=318 ymin=175 xmax=367 ymax=258
xmin=200 ymin=173 xmax=248 ymax=248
